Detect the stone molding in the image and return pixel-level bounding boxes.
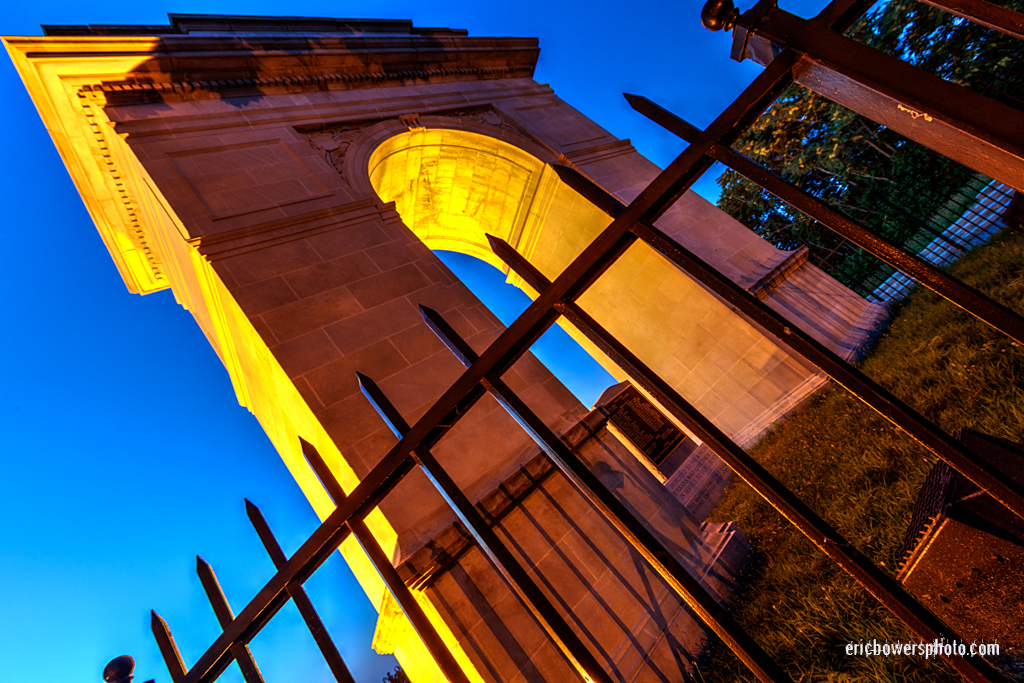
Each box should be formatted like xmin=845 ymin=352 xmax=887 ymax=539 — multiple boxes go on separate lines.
xmin=106 ymin=81 xmax=552 ymax=140
xmin=747 ymin=245 xmax=809 ymax=300
xmin=561 ymin=138 xmax=637 ymax=166
xmin=43 ymin=14 xmax=465 ymax=37
xmin=397 ymin=454 xmax=556 ymax=590
xmin=76 ymin=89 xmax=167 ymax=289
xmin=191 ymin=198 xmax=387 ymax=260
xmin=396 ymin=413 xmax=606 ymax=590
xmin=82 ymin=64 xmax=535 ymax=106
xmin=337 ymin=108 xmax=562 ymax=202
xmin=304 ymin=105 xmax=555 ymax=194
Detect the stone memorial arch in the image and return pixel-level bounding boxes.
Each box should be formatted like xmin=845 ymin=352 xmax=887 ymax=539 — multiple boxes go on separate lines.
xmin=7 ymin=14 xmax=885 ymax=683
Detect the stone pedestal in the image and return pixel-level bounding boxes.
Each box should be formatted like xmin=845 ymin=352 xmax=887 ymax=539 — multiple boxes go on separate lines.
xmin=897 ymin=430 xmax=1024 ymax=650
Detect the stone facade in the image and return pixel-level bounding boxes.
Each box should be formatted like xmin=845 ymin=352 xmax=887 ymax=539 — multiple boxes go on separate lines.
xmin=7 ymin=14 xmax=885 ymax=683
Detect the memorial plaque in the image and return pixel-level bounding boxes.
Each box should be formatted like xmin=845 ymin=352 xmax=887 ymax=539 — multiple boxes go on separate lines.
xmin=604 ymin=385 xmax=685 ymax=465
xmin=665 ymin=444 xmax=732 ymax=520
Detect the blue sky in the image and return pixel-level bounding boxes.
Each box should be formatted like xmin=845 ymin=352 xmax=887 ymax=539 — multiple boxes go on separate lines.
xmin=0 ymin=2 xmax=826 ymax=682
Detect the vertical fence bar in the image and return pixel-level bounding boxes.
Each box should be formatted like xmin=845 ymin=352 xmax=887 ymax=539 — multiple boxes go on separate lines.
xmin=356 ymin=373 xmax=619 ymax=683
xmin=196 ymin=557 xmax=266 ymax=683
xmin=418 ymin=306 xmax=793 ymax=683
xmin=244 ymin=500 xmax=358 ymax=683
xmin=485 ymin=235 xmax=1012 ymax=683
xmin=151 ymin=610 xmax=188 ymax=683
xmin=298 ymin=439 xmax=472 ymax=683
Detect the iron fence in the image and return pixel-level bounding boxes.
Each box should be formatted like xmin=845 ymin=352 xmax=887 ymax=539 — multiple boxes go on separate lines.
xmin=145 ymin=1 xmax=1024 ymax=683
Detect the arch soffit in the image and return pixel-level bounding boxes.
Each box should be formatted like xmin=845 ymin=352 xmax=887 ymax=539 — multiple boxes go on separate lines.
xmin=337 ymin=113 xmax=567 ymax=272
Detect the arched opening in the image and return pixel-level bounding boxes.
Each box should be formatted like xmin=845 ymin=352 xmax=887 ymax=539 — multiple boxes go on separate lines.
xmin=368 ymin=127 xmax=619 ymax=407
xmin=369 ymin=128 xmax=555 ymax=271
xmin=366 ymin=126 xmax=826 ymax=451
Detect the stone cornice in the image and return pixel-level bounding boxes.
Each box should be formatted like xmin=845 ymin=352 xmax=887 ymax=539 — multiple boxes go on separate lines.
xmin=83 ymin=63 xmax=536 ymax=106
xmin=77 ymin=89 xmax=165 ymax=286
xmin=4 ymin=22 xmax=541 ymax=294
xmin=10 ymin=32 xmax=539 ymax=106
xmin=42 ymin=13 xmax=468 ymax=37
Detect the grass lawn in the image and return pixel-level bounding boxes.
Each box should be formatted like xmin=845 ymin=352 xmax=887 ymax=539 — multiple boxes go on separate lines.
xmin=701 ymin=229 xmax=1024 ymax=683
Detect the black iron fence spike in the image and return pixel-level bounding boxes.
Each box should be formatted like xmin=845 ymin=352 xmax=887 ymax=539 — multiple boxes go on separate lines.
xmin=300 ymin=438 xmax=472 ymax=683
xmin=357 ymin=372 xmax=410 ymax=438
xmin=151 ymin=610 xmax=187 ymax=683
xmin=242 ymin=486 xmax=359 ymax=683
xmin=299 ymin=437 xmax=347 ymax=504
xmin=419 ymin=305 xmax=475 ymax=366
xmin=195 ymin=556 xmax=265 ymax=683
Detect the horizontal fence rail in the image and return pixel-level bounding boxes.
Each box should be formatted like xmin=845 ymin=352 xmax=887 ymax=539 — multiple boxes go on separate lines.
xmin=485 ymin=233 xmax=1009 ymax=683
xmin=622 ymin=94 xmax=1024 ymax=345
xmin=550 ymin=162 xmax=1024 ymax=527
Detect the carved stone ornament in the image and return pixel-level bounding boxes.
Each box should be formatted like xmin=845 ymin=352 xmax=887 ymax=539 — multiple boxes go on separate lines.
xmin=305 ymin=125 xmax=364 ymax=185
xmin=304 ymin=107 xmax=535 ymax=187
xmin=450 ymin=108 xmax=521 ymax=136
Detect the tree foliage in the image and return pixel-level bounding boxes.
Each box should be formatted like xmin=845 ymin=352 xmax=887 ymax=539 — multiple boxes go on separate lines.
xmin=382 ymin=666 xmax=410 ymax=683
xmin=717 ymin=0 xmax=1024 ymax=293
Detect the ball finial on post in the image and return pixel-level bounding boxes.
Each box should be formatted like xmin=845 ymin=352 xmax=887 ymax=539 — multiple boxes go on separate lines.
xmin=103 ymin=655 xmax=135 ymax=683
xmin=701 ymin=0 xmax=740 ymax=31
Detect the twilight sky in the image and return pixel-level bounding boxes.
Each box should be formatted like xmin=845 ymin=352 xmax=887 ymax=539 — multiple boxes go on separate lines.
xmin=0 ymin=1 xmax=825 ymax=682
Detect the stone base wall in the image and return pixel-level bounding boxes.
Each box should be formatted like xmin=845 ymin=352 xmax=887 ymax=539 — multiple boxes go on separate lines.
xmin=388 ymin=409 xmax=750 ymax=683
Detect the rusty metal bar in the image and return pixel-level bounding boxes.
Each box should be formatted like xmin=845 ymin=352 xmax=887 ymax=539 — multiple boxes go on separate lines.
xmin=151 ymin=611 xmax=188 ymax=683
xmin=624 ymin=93 xmax=1024 ymax=345
xmin=176 ymin=388 xmax=489 ymax=683
xmin=552 ymin=162 xmax=1024 ymax=523
xmin=356 ymin=373 xmax=616 ymax=683
xmin=717 ymin=0 xmax=1024 ymax=190
xmin=245 ymin=500 xmax=358 ymax=683
xmin=812 ymin=0 xmax=879 ymax=32
xmin=170 ymin=54 xmax=799 ymax=683
xmin=419 ymin=306 xmax=793 ymax=683
xmin=299 ymin=439 xmax=472 ymax=683
xmin=918 ymin=0 xmax=1024 ymax=40
xmin=196 ymin=557 xmax=266 ymax=683
xmin=148 ymin=4 xmax=1016 ymax=681
xmin=485 ymin=234 xmax=1012 ymax=683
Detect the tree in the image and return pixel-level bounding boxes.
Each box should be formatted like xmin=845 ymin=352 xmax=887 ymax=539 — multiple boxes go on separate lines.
xmin=383 ymin=666 xmax=410 ymax=683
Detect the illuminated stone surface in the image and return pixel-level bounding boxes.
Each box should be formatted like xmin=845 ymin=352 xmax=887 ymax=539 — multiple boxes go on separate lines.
xmin=7 ymin=14 xmax=884 ymax=682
